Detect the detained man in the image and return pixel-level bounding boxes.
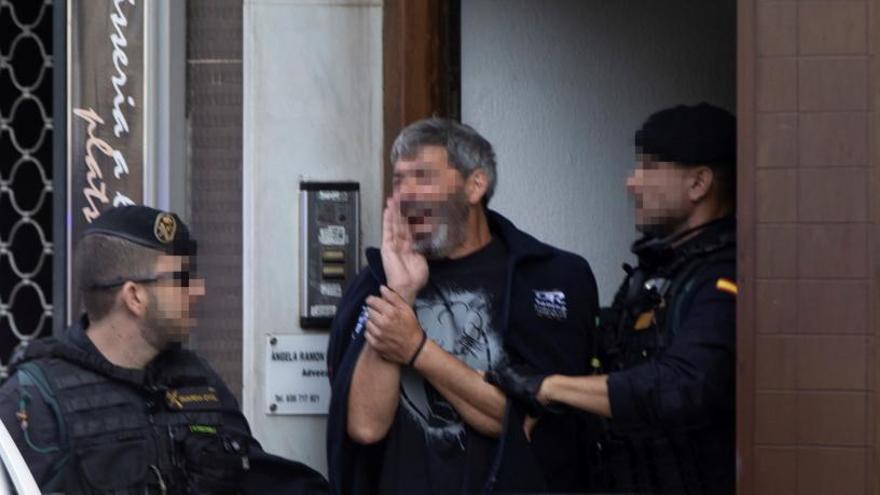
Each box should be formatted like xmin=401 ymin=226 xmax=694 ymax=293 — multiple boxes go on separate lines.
xmin=326 ymin=118 xmax=600 ymax=494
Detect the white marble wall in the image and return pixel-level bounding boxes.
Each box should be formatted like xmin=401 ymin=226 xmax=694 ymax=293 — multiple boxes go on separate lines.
xmin=242 ymin=0 xmax=383 ymax=475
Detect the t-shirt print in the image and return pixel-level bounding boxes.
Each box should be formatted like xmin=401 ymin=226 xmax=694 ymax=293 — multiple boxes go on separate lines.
xmin=399 ymin=286 xmax=505 ymax=451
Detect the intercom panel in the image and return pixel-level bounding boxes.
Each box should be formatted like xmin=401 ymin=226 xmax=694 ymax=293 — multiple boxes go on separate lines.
xmin=299 ymin=182 xmax=360 ymax=329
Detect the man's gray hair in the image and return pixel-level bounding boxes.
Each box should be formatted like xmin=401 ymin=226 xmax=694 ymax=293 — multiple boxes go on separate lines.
xmin=390 ymin=117 xmax=498 ymax=204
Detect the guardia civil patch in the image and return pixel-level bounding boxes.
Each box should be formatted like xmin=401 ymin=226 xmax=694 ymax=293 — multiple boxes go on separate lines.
xmin=165 ymin=386 xmax=221 ymax=411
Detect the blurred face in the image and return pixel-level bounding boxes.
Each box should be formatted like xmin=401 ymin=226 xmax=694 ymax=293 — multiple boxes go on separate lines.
xmin=626 ymin=154 xmax=692 ymax=237
xmin=142 ymin=254 xmax=205 ymax=346
xmin=393 ymin=145 xmax=470 ymax=258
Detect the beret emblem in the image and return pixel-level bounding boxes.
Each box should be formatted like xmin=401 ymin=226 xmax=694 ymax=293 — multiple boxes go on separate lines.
xmin=154 ymin=213 xmax=177 ymax=244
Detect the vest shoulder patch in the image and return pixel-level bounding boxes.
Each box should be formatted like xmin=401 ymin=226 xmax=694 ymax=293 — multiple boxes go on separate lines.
xmin=165 ymin=386 xmax=221 ymax=411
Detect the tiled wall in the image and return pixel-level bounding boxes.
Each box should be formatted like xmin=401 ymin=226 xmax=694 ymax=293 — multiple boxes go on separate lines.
xmin=748 ymin=0 xmax=874 ymax=493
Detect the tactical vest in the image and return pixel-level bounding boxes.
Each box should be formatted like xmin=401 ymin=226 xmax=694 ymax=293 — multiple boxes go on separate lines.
xmin=593 ymin=227 xmax=736 ymax=494
xmin=10 ymin=338 xmax=251 ymax=494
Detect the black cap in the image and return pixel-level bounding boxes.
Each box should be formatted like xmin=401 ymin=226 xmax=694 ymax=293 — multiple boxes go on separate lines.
xmin=634 ymin=102 xmax=736 ymax=167
xmin=83 ymin=205 xmax=197 ymax=256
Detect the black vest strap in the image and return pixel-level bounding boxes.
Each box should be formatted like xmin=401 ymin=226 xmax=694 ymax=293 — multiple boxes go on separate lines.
xmin=62 ymin=390 xmax=131 ymax=414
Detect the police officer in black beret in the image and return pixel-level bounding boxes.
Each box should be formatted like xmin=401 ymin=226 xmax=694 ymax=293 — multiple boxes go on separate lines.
xmin=0 ymin=205 xmax=328 ymax=494
xmin=488 ymin=103 xmax=737 ymax=494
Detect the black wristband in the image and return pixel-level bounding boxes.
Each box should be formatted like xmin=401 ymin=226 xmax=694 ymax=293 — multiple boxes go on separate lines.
xmin=407 ymin=331 xmax=428 ymax=367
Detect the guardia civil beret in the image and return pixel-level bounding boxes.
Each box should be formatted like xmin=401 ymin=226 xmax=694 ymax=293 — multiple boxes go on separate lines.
xmin=84 ymin=205 xmax=196 ymax=255
xmin=635 ymin=102 xmax=736 ymax=167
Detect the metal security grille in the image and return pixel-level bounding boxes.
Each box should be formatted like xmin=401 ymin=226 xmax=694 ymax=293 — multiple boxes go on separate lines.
xmin=0 ymin=0 xmax=54 ymax=377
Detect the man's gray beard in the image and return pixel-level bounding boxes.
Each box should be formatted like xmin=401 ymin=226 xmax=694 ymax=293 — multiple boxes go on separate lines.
xmin=412 ymin=196 xmax=469 ymax=259
xmin=413 ymin=223 xmax=457 ymax=258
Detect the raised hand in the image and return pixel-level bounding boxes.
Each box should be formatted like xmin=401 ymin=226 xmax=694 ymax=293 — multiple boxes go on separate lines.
xmin=381 ymin=196 xmax=428 ymax=305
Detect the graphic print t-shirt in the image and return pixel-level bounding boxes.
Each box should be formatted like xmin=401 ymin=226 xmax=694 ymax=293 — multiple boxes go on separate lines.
xmin=379 ymin=238 xmax=509 ymax=495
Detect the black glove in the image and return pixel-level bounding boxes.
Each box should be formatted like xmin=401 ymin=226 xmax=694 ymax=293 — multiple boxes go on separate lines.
xmin=485 ymin=358 xmax=558 ymax=417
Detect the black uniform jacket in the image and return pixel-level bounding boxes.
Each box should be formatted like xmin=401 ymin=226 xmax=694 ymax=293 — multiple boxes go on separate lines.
xmin=326 ymin=210 xmax=600 ymax=494
xmin=606 ymin=218 xmax=737 ymax=492
xmin=0 ymin=319 xmax=329 ymax=494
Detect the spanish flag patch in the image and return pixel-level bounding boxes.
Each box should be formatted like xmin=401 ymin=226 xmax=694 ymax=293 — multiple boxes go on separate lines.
xmin=715 ymin=278 xmax=738 ymax=296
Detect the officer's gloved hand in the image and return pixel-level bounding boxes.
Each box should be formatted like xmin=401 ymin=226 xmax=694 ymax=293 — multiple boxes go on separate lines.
xmin=182 ymin=432 xmax=251 ymax=495
xmin=485 ymin=358 xmax=560 ymax=417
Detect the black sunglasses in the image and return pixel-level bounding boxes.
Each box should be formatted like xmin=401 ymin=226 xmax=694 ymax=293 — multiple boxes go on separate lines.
xmin=88 ymin=271 xmax=195 ymax=291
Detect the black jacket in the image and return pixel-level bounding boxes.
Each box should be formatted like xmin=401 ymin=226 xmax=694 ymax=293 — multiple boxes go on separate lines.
xmin=0 ymin=319 xmax=328 ymax=494
xmin=326 ymin=210 xmax=600 ymax=494
xmin=603 ymin=218 xmax=736 ymax=493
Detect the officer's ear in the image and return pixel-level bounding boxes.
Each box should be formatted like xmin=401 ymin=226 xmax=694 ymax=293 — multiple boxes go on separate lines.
xmin=465 ymin=169 xmax=489 ymax=206
xmin=119 ymin=281 xmax=149 ymax=318
xmin=686 ymin=165 xmax=714 ymax=203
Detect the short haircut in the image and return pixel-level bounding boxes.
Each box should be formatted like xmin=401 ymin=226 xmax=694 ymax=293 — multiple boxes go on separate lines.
xmin=74 ymin=234 xmax=160 ymax=321
xmin=390 ymin=117 xmax=498 ymax=204
xmin=635 ymin=102 xmax=737 ymax=206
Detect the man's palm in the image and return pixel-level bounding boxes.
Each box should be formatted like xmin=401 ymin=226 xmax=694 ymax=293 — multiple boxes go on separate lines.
xmin=382 ymin=198 xmax=428 ymax=304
